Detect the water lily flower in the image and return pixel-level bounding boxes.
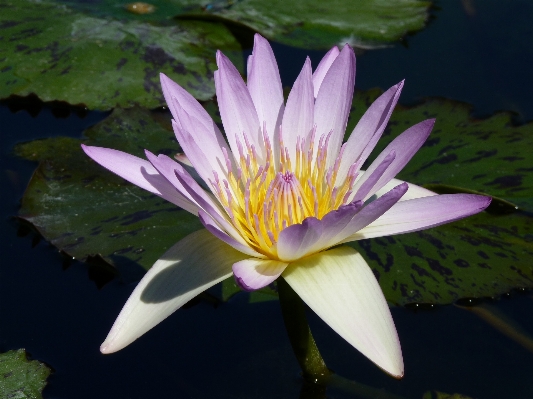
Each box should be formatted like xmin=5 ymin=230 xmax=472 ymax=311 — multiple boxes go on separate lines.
xmin=82 ymin=34 xmax=490 ymax=378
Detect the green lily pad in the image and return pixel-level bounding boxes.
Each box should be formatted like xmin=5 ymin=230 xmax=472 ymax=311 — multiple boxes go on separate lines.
xmin=16 ymin=94 xmax=533 ymax=305
xmin=0 ymin=349 xmax=51 ymax=399
xmin=16 ymin=107 xmax=203 ymax=273
xmin=343 ymin=90 xmax=533 ymax=305
xmin=55 ymin=0 xmax=431 ymax=50
xmin=0 ymin=0 xmax=242 ymax=110
xmin=179 ymin=0 xmax=431 ymax=50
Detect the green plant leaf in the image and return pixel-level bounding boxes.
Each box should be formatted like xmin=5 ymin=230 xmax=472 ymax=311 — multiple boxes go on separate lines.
xmin=16 ymin=93 xmax=533 ymax=305
xmin=54 ymin=0 xmax=431 ymax=50
xmin=343 ymin=90 xmax=533 ymax=305
xmin=0 ymin=349 xmax=51 ymax=399
xmin=16 ymin=107 xmax=203 ymax=273
xmin=0 ymin=0 xmax=242 ymax=109
xmin=347 ymin=90 xmax=533 ymax=213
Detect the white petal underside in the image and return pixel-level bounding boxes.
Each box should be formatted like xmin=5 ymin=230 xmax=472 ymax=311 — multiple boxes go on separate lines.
xmin=100 ymin=230 xmax=247 ymax=354
xmin=283 ymin=246 xmax=404 ymax=378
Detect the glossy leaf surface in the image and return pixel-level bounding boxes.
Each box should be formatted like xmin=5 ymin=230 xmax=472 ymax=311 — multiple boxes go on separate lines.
xmin=0 ymin=0 xmax=241 ymax=109
xmin=0 ymin=349 xmax=51 ymax=399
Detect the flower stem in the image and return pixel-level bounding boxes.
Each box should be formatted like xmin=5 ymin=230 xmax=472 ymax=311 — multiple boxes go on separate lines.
xmin=278 ymin=277 xmax=331 ymax=383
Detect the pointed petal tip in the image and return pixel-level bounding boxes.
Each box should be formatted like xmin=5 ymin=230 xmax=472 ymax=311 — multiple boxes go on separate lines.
xmin=253 ymin=33 xmax=268 ymax=46
xmin=99 ymin=341 xmax=116 ymax=354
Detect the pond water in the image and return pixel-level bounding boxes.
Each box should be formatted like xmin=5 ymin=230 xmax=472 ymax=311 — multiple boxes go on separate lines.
xmin=1 ymin=1 xmax=532 ymax=398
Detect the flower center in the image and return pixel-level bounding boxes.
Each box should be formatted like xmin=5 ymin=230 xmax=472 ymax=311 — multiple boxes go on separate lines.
xmin=209 ymin=126 xmax=359 ymax=258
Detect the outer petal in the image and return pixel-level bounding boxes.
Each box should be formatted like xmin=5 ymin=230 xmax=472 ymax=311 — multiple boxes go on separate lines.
xmin=312 ymin=45 xmax=340 ymax=98
xmin=337 ymin=81 xmax=404 ymax=184
xmin=374 ymin=178 xmax=436 ymax=201
xmin=100 ymin=229 xmax=248 ymax=354
xmin=215 ymin=51 xmax=263 ymax=162
xmin=281 ymin=57 xmax=314 ymax=165
xmin=247 ymin=34 xmax=284 ymax=149
xmin=313 ymin=44 xmax=356 ymax=168
xmin=232 ymin=258 xmax=288 ymax=291
xmin=352 ymin=150 xmax=396 ymax=202
xmin=283 ymin=247 xmax=404 ymax=378
xmin=81 ymin=145 xmax=197 ymax=214
xmin=335 ymin=183 xmax=408 ymax=241
xmin=352 ymin=119 xmax=435 ymax=201
xmin=344 ymin=193 xmax=491 ymax=242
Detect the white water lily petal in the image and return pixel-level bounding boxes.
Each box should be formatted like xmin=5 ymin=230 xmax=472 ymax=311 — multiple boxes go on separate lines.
xmin=374 ymin=178 xmax=436 ymax=201
xmin=283 ymin=246 xmax=404 ymax=378
xmin=247 ymin=34 xmax=284 ymax=149
xmin=232 ymin=258 xmax=288 ymax=291
xmin=101 ymin=229 xmax=247 ymax=354
xmin=81 ymin=145 xmax=197 ymax=214
xmin=344 ymin=194 xmax=492 ymax=242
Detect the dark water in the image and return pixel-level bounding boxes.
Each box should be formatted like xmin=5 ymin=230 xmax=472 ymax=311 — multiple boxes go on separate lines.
xmin=1 ymin=1 xmax=532 ymax=398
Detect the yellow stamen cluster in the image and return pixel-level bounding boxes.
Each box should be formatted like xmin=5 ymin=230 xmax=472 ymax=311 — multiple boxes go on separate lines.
xmin=210 ymin=127 xmax=359 ymax=257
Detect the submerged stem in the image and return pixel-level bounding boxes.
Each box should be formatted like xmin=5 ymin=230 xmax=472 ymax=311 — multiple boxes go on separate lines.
xmin=278 ymin=277 xmax=331 ymax=382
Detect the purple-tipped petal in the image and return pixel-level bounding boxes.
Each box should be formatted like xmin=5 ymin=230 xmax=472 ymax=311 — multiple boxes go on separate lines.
xmin=336 ymin=183 xmax=408 ymax=241
xmin=352 ymin=150 xmax=396 ymax=202
xmin=232 ymin=258 xmax=288 ymax=291
xmin=160 ymin=73 xmax=224 ymax=143
xmin=337 ymin=81 xmax=404 ymax=184
xmin=247 ymin=34 xmax=284 ymax=149
xmin=283 ymin=247 xmax=404 ymax=378
xmin=198 ymin=210 xmax=266 ymax=258
xmin=312 ymin=46 xmax=340 ymax=98
xmin=100 ymin=229 xmax=247 ymax=354
xmin=281 ymin=57 xmax=314 ymax=165
xmin=353 ymin=119 xmax=435 ymax=201
xmin=144 ymin=151 xmax=200 ymax=207
xmin=81 ymin=145 xmax=197 ymax=214
xmin=173 ymin=163 xmax=245 ymax=244
xmin=277 ymin=217 xmax=323 ymax=262
xmin=277 ymin=201 xmax=363 ymax=262
xmin=313 ymin=44 xmax=356 ymax=168
xmin=171 ymin=111 xmax=230 ymax=189
xmin=345 ymin=194 xmax=491 ymax=242
xmin=215 ymin=51 xmax=263 ymax=162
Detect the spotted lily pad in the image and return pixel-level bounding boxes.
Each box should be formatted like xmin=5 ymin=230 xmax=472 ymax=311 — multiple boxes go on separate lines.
xmin=16 ymin=107 xmax=203 ymax=274
xmin=343 ymin=90 xmax=533 ymax=305
xmin=54 ymin=0 xmax=430 ymax=50
xmin=16 ymin=93 xmax=533 ymax=305
xmin=0 ymin=0 xmax=241 ymax=109
xmin=195 ymin=0 xmax=430 ymax=50
xmin=0 ymin=349 xmax=51 ymax=399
